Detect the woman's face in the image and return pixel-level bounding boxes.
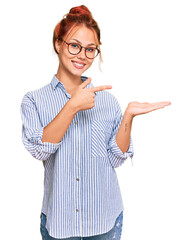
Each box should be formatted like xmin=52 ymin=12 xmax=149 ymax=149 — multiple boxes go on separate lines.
xmin=56 ymin=25 xmax=98 ymax=79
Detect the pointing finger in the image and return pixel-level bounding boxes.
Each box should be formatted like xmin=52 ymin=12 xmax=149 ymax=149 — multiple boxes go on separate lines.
xmin=91 ymin=85 xmax=112 ymax=93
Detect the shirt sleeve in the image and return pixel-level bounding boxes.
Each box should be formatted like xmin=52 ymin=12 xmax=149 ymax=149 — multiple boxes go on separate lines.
xmin=20 ymin=93 xmax=62 ymax=161
xmin=107 ymin=98 xmax=134 ymax=168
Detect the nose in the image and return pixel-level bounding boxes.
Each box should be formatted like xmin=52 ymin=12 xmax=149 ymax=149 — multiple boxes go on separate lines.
xmin=77 ymin=47 xmax=86 ymax=59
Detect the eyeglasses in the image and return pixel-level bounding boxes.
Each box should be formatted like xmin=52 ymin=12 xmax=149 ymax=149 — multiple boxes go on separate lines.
xmin=63 ymin=40 xmax=100 ymax=59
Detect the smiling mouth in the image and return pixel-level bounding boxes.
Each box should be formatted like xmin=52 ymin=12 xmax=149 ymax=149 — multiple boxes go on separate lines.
xmin=72 ymin=61 xmax=86 ymax=69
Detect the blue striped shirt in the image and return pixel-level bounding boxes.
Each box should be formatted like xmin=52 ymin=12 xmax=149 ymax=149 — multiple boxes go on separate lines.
xmin=20 ymin=75 xmax=134 ymax=238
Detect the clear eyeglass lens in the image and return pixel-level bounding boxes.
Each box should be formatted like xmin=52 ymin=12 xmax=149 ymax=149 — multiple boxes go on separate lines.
xmin=69 ymin=44 xmax=81 ymax=54
xmin=86 ymin=48 xmax=98 ymax=59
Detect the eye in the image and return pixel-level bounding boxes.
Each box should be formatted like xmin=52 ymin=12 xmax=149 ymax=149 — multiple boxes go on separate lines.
xmin=70 ymin=43 xmax=80 ymax=49
xmin=86 ymin=48 xmax=95 ymax=52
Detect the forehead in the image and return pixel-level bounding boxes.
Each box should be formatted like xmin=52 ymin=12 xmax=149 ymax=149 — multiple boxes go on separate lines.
xmin=65 ymin=25 xmax=98 ymax=45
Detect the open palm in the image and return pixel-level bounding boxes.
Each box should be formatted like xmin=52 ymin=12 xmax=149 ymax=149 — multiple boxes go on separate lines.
xmin=126 ymin=101 xmax=171 ymax=117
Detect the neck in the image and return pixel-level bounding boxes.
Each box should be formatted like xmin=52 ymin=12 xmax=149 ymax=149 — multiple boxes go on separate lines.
xmin=56 ymin=64 xmax=83 ymax=89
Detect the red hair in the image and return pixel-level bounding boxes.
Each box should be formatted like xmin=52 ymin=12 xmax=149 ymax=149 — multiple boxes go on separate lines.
xmin=53 ymin=5 xmax=101 ymax=54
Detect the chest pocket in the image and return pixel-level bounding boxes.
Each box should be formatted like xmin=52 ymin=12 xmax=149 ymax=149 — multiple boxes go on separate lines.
xmin=91 ymin=119 xmax=113 ymax=158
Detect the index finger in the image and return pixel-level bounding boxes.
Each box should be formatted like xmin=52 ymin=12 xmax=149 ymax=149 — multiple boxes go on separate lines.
xmin=91 ymin=85 xmax=112 ymax=92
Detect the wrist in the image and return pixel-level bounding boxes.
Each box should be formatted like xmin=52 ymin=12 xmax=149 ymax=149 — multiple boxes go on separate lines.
xmin=124 ymin=108 xmax=134 ymax=121
xmin=67 ymin=98 xmax=79 ymax=114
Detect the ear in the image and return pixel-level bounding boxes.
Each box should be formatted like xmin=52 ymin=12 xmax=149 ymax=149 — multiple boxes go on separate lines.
xmin=55 ymin=39 xmax=62 ymax=54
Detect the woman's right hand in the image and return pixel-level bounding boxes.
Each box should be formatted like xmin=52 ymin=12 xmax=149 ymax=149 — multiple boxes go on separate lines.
xmin=70 ymin=78 xmax=112 ymax=112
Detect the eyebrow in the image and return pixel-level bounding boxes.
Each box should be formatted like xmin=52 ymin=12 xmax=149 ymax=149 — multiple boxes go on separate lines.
xmin=71 ymin=39 xmax=97 ymax=47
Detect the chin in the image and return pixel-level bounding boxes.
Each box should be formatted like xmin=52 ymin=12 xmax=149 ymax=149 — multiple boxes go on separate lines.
xmin=71 ymin=67 xmax=89 ymax=77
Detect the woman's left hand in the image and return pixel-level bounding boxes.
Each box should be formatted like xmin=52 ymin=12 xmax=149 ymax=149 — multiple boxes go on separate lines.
xmin=125 ymin=101 xmax=171 ymax=118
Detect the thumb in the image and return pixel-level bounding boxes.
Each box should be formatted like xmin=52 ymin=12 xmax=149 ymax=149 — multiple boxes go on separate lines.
xmin=81 ymin=77 xmax=92 ymax=89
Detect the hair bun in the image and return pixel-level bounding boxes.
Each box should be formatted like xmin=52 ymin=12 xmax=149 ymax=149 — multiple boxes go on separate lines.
xmin=69 ymin=5 xmax=92 ymax=16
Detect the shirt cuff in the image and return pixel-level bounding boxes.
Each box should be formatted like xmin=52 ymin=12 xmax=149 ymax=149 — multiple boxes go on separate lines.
xmin=109 ymin=134 xmax=134 ymax=160
xmin=29 ymin=126 xmax=63 ymax=154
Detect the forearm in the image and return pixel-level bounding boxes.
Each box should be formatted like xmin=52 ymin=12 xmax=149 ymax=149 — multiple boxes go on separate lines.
xmin=115 ymin=111 xmax=133 ymax=153
xmin=42 ymin=99 xmax=78 ymax=143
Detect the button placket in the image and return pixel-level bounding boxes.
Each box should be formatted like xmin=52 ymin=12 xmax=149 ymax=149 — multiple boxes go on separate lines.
xmin=74 ymin=113 xmax=83 ymax=235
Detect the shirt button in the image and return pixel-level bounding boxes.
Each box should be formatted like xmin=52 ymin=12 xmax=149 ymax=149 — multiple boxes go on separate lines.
xmin=76 ymin=209 xmax=79 ymax=212
xmin=75 ymin=121 xmax=78 ymax=124
xmin=76 ymin=178 xmax=79 ymax=181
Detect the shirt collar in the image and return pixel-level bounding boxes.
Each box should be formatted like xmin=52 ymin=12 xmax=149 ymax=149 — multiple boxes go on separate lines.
xmin=51 ymin=75 xmax=60 ymax=90
xmin=51 ymin=75 xmax=97 ymax=95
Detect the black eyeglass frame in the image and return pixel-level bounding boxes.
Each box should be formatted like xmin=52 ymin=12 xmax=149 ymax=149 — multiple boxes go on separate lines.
xmin=63 ymin=40 xmax=100 ymax=59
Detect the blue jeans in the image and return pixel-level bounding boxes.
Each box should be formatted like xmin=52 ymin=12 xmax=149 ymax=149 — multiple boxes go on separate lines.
xmin=40 ymin=211 xmax=123 ymax=240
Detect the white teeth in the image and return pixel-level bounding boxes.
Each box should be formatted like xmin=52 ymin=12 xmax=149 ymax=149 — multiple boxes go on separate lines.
xmin=73 ymin=62 xmax=84 ymax=67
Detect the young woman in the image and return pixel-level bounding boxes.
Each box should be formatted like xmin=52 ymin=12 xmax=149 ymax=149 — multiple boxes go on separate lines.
xmin=20 ymin=5 xmax=171 ymax=240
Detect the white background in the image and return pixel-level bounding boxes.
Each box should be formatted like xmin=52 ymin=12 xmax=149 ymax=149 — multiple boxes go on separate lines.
xmin=0 ymin=0 xmax=190 ymax=239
